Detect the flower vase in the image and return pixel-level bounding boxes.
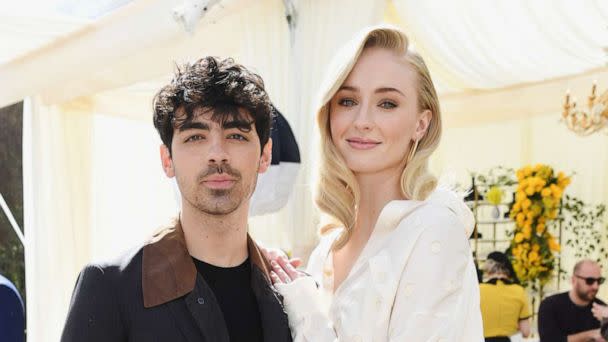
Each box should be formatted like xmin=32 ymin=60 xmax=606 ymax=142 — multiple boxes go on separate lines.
xmin=491 ymin=206 xmax=500 ymax=219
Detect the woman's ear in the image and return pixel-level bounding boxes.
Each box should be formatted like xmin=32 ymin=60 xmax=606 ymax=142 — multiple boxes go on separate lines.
xmin=415 ymin=109 xmax=432 ymax=141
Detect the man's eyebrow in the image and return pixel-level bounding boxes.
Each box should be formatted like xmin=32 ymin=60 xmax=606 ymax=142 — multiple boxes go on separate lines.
xmin=178 ymin=121 xmax=209 ymax=132
xmin=223 ymin=120 xmax=253 ymax=131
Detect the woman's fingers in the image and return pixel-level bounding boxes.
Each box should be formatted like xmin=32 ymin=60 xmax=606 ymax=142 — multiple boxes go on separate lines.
xmin=270 ymin=270 xmax=282 ymax=284
xmin=289 ymin=257 xmax=302 ymax=268
xmin=261 ymin=247 xmax=302 ymax=271
xmin=265 ymin=247 xmax=288 ymax=261
xmin=261 ymin=247 xmax=272 ymax=260
xmin=271 ymin=260 xmax=292 ymax=283
xmin=277 ymin=255 xmax=301 ymax=280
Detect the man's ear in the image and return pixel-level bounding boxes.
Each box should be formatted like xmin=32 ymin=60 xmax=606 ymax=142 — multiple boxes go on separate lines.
xmin=160 ymin=144 xmax=175 ymax=178
xmin=415 ymin=109 xmax=432 ymax=141
xmin=258 ymin=138 xmax=273 ymax=174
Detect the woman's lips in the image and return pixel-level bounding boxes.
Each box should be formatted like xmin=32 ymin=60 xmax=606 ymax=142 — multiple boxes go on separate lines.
xmin=346 ymin=138 xmax=381 ymax=150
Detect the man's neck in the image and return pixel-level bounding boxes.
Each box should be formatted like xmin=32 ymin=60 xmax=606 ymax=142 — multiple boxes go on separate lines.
xmin=569 ymin=290 xmax=592 ymax=306
xmin=180 ymin=202 xmax=249 ymax=268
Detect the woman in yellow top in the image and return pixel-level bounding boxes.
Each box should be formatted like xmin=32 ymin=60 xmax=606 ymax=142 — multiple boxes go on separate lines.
xmin=480 ymin=251 xmax=531 ymax=342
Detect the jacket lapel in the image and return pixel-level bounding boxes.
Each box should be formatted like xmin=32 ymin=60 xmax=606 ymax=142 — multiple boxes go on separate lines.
xmin=336 ymin=200 xmax=424 ymax=294
xmin=143 ymin=219 xmax=289 ymax=342
xmin=165 ymin=298 xmax=205 ymax=342
xmin=251 ymin=266 xmax=292 ymax=342
xmin=248 ymin=236 xmax=292 ymax=342
xmin=185 ymin=274 xmax=230 ymax=342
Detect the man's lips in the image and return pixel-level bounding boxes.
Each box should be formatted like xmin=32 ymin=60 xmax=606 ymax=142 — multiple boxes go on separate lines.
xmin=346 ymin=138 xmax=381 ymax=150
xmin=201 ymin=176 xmax=237 ymax=189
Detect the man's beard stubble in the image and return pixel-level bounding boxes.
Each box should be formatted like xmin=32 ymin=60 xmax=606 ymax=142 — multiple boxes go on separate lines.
xmin=192 ymin=162 xmax=258 ymax=216
xmin=575 ymin=285 xmax=597 ymax=302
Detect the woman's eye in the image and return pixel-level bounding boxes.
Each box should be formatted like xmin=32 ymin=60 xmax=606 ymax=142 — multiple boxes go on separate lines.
xmin=338 ymin=98 xmax=357 ymax=107
xmin=379 ymin=101 xmax=397 ymax=109
xmin=185 ymin=135 xmax=204 ymax=142
xmin=228 ymin=134 xmax=248 ymax=141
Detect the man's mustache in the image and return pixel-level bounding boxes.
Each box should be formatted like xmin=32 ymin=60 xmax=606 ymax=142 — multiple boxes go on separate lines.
xmin=197 ymin=163 xmax=241 ymax=181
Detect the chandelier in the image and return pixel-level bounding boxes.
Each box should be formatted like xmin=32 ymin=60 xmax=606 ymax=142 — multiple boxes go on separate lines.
xmin=562 ymin=83 xmax=608 ymax=136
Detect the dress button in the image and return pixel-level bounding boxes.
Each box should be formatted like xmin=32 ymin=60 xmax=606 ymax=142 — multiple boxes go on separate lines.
xmin=403 ymin=283 xmax=414 ymax=297
xmin=197 ymin=297 xmax=205 ymax=304
xmin=431 ymin=241 xmax=441 ymax=254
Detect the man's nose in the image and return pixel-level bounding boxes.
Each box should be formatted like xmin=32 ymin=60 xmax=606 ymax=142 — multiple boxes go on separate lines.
xmin=207 ymin=138 xmax=229 ymax=164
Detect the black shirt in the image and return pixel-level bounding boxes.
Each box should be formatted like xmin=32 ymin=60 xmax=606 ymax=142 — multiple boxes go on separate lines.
xmin=193 ymin=257 xmax=263 ymax=342
xmin=538 ymin=291 xmax=605 ymax=342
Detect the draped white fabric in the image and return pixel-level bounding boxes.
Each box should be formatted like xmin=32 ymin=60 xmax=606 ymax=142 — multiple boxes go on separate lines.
xmin=392 ymin=0 xmax=608 ymax=93
xmin=23 ymin=98 xmax=94 ymax=342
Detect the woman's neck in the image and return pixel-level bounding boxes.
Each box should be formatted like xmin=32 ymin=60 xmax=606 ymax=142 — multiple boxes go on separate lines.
xmin=352 ymin=170 xmax=403 ymax=241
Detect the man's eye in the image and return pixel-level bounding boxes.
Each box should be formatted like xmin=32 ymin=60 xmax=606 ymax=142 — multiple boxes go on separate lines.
xmin=228 ymin=134 xmax=248 ymax=141
xmin=185 ymin=135 xmax=204 ymax=142
xmin=379 ymin=101 xmax=397 ymax=109
xmin=338 ymin=98 xmax=357 ymax=107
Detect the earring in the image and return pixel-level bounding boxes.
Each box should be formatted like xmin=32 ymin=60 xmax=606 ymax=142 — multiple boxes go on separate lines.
xmin=406 ymin=139 xmax=419 ymax=165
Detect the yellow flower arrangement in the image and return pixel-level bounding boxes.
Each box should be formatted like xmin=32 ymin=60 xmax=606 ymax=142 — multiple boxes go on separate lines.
xmin=509 ymin=164 xmax=571 ymax=286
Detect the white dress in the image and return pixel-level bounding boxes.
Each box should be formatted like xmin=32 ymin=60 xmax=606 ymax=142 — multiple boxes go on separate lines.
xmin=275 ymin=188 xmax=484 ymax=341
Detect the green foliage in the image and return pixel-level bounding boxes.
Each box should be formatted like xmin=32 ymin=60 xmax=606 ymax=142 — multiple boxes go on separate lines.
xmin=0 ymin=238 xmax=25 ymax=295
xmin=562 ymin=194 xmax=608 ymax=262
xmin=472 ymin=166 xmax=518 ymax=191
xmin=0 ymin=102 xmax=25 ymax=298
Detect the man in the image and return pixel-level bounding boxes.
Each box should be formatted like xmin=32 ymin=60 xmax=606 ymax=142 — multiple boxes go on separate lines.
xmin=0 ymin=273 xmax=24 ymax=342
xmin=538 ymin=259 xmax=607 ymax=342
xmin=61 ymin=56 xmax=293 ymax=342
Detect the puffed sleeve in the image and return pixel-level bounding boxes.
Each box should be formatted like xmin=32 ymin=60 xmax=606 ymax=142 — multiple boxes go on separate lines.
xmin=275 ymin=276 xmax=338 ymax=341
xmin=61 ymin=265 xmax=126 ymax=342
xmin=387 ymin=208 xmax=484 ymax=341
xmin=519 ymin=286 xmax=532 ymax=319
xmin=274 ymin=237 xmax=339 ymax=342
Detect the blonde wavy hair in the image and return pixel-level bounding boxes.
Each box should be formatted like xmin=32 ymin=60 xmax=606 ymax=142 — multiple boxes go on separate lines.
xmin=315 ymin=25 xmax=442 ymax=249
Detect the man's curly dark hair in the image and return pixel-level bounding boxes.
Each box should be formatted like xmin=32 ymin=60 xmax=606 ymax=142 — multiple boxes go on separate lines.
xmin=153 ymin=56 xmax=273 ymax=153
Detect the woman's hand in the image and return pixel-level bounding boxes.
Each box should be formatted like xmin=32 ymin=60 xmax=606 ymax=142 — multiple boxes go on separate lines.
xmin=270 ymin=255 xmax=306 ymax=284
xmin=260 ymin=247 xmax=304 ymax=284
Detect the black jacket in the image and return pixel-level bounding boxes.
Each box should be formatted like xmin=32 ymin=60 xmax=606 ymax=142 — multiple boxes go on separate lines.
xmin=61 ymin=221 xmax=292 ymax=342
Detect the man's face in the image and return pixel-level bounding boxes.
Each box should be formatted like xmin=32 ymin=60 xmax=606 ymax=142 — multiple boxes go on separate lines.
xmin=161 ymin=106 xmax=271 ymax=216
xmin=572 ymin=262 xmax=603 ymax=303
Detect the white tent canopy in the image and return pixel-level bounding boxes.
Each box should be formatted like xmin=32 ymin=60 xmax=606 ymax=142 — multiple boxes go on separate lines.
xmin=1 ymin=0 xmax=608 ymax=340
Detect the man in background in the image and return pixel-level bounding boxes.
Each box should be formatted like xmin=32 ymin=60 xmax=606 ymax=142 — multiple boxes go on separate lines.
xmin=539 ymin=259 xmax=607 ymax=342
xmin=0 ymin=272 xmax=25 ymax=342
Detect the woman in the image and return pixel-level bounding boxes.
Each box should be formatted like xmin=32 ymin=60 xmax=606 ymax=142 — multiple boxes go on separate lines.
xmin=479 ymin=251 xmax=531 ymax=341
xmin=269 ymin=25 xmax=483 ymax=341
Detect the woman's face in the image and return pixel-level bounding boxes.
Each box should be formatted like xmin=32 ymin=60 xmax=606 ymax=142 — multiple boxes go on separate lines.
xmin=329 ymin=47 xmax=431 ymax=177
